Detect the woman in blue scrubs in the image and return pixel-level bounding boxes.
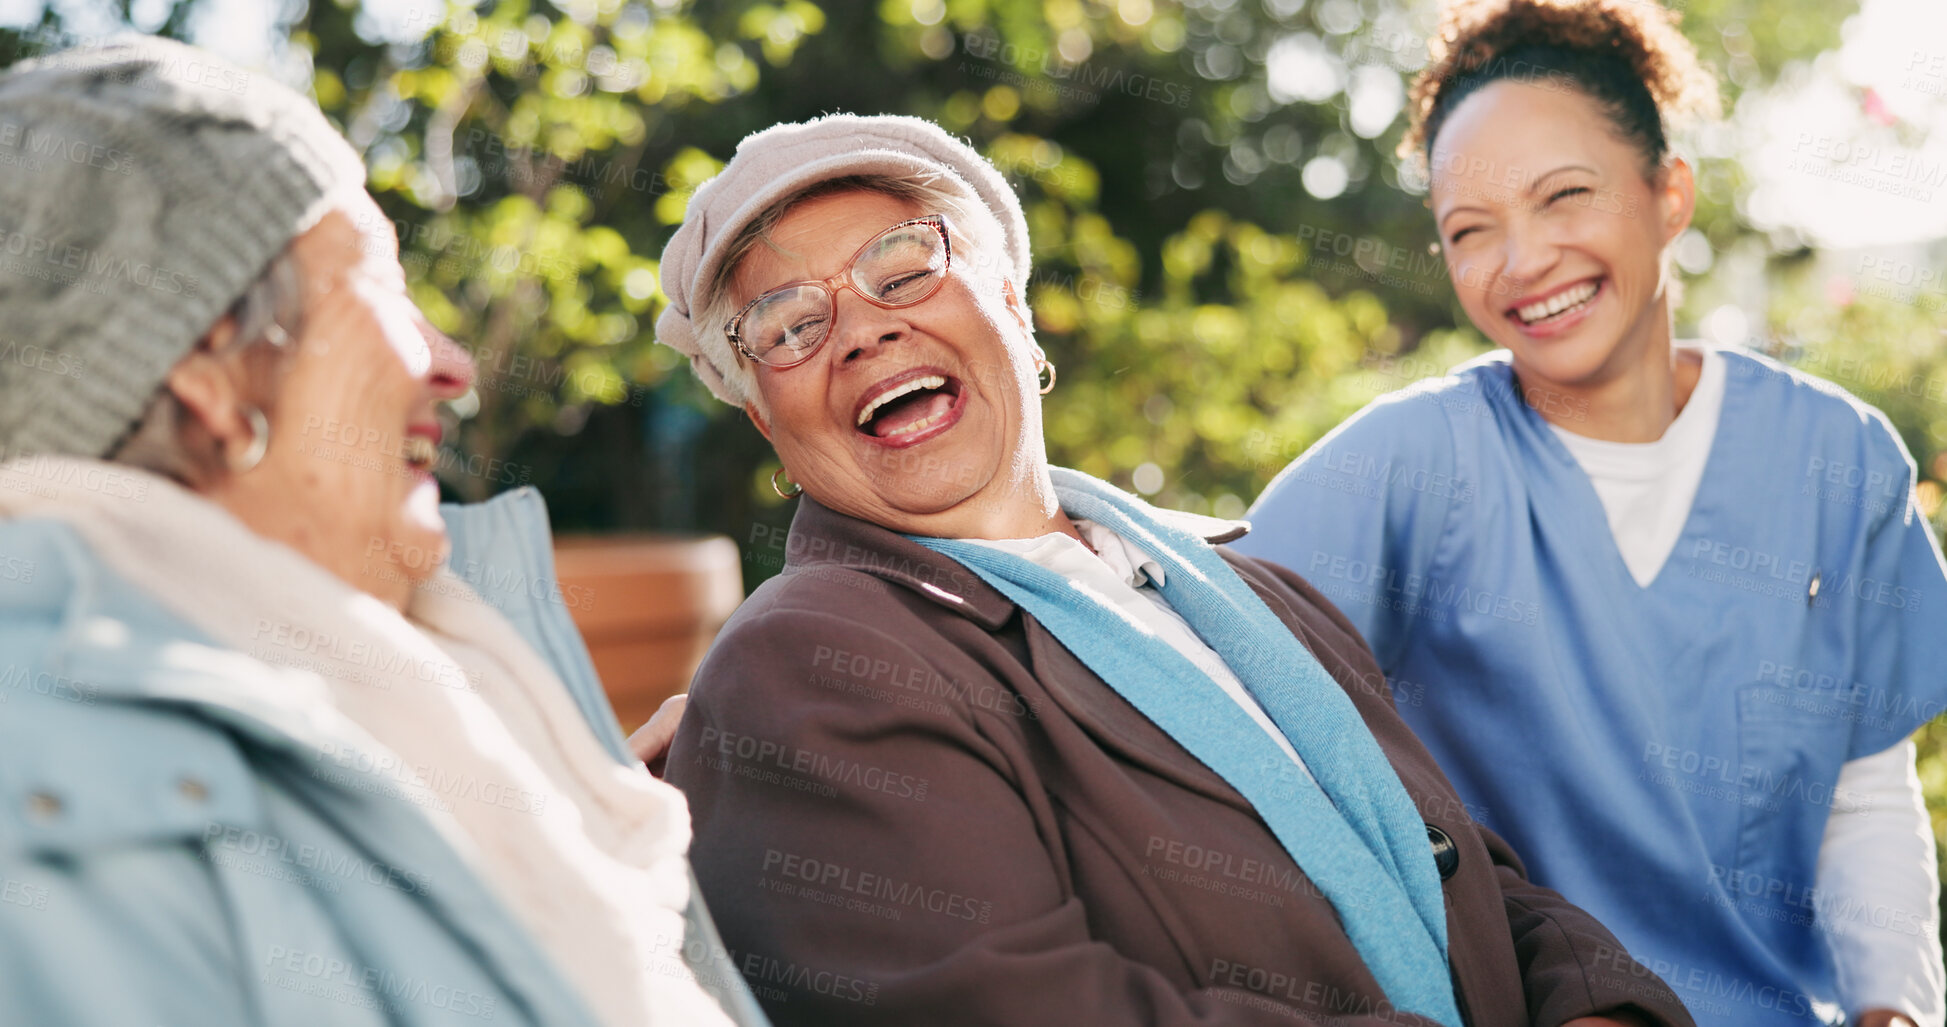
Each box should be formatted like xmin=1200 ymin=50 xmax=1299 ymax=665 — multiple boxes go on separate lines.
xmin=1236 ymin=2 xmax=1947 ymax=1026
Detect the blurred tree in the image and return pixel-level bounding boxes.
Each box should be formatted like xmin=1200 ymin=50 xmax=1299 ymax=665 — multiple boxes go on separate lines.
xmin=4 ymin=0 xmax=1943 ymax=923
xmin=6 ymin=0 xmax=1919 ymax=535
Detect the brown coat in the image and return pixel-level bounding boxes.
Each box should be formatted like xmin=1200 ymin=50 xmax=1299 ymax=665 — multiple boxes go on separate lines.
xmin=667 ymin=496 xmax=1692 ymax=1027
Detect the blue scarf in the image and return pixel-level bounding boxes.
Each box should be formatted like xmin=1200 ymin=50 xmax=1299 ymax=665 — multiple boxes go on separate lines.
xmin=910 ymin=468 xmax=1460 ymax=1026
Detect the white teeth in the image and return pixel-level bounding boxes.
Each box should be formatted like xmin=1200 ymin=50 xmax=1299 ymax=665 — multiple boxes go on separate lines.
xmin=402 ymin=436 xmax=437 ymax=470
xmin=882 ymin=406 xmax=947 ymax=438
xmin=1515 ymin=281 xmax=1598 ymax=324
xmin=857 ymin=375 xmax=947 ymax=427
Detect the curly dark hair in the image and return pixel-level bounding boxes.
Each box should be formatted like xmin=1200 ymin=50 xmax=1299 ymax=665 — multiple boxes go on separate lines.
xmin=1401 ymin=0 xmax=1720 ymax=173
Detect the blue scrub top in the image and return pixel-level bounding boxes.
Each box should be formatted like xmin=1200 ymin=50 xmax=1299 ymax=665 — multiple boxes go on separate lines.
xmin=1235 ymin=348 xmax=1947 ymax=1027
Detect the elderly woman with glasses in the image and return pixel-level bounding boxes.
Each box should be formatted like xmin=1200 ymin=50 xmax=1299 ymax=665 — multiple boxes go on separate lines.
xmin=0 ymin=39 xmax=763 ymax=1027
xmin=653 ymin=114 xmax=1692 ymax=1027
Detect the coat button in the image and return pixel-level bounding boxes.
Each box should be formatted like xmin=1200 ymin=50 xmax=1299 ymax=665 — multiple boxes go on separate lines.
xmin=1427 ymin=824 xmax=1459 ymax=880
xmin=177 ymin=777 xmax=210 ymax=803
xmin=25 ymin=790 xmax=63 ymax=820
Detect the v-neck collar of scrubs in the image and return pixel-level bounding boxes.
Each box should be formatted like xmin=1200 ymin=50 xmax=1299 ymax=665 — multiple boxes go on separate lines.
xmin=1546 ymin=347 xmax=1729 ymax=589
xmin=1504 ymin=345 xmax=1747 ymax=596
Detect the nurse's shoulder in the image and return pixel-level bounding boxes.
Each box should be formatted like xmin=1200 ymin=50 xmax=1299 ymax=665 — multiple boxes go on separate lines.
xmin=1240 ymin=357 xmax=1502 ymax=581
xmin=1719 ymin=344 xmax=1920 ymax=489
xmin=1253 ymin=353 xmax=1510 ymax=507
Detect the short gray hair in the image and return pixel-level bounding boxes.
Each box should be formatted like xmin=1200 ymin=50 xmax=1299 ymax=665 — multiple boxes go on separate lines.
xmin=693 ymin=172 xmax=1025 ymax=415
xmin=108 ymin=246 xmax=307 ymax=487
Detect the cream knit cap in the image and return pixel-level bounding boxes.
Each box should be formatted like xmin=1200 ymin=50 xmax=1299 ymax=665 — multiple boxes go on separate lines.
xmin=653 ymin=114 xmax=1030 ymax=407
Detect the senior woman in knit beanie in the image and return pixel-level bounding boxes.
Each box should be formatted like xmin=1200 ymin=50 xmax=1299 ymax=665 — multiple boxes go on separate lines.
xmin=656 ymin=113 xmax=1691 ymax=1027
xmin=0 ymin=38 xmax=764 ymax=1027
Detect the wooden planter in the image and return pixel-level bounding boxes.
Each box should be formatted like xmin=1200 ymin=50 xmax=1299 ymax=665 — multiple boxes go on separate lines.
xmin=552 ymin=534 xmax=744 ymax=733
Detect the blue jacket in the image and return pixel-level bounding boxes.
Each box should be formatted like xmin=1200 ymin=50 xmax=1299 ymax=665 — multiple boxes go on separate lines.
xmin=0 ymin=487 xmax=767 ymax=1027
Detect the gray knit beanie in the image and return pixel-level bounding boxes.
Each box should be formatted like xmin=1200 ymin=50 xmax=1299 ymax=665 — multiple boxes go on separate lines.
xmin=0 ymin=35 xmax=368 ymax=460
xmin=654 ymin=114 xmax=1031 ymax=408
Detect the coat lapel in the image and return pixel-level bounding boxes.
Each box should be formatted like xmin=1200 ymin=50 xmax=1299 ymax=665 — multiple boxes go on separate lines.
xmin=1020 ymin=618 xmax=1257 ymax=815
xmin=784 ymin=496 xmax=1260 ymax=817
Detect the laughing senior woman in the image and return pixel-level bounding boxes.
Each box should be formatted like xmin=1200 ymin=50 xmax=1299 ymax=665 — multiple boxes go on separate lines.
xmin=0 ymin=39 xmax=762 ymax=1027
xmin=655 ymin=113 xmax=1692 ymax=1027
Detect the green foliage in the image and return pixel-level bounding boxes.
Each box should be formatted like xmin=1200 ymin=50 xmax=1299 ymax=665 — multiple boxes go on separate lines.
xmin=5 ymin=0 xmax=1944 ymax=933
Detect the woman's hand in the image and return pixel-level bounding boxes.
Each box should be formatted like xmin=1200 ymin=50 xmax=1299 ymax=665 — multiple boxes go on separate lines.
xmin=628 ymin=694 xmax=689 ymax=778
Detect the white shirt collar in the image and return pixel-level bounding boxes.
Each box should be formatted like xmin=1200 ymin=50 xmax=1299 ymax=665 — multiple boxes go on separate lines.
xmin=953 ymin=504 xmax=1246 ymax=591
xmin=1074 ymin=519 xmax=1168 ymax=589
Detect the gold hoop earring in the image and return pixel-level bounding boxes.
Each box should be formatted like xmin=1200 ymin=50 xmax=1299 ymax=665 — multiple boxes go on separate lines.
xmin=770 ymin=466 xmax=803 ymax=499
xmin=231 ymin=406 xmax=270 ymax=473
xmin=1035 ymin=358 xmax=1057 ymax=395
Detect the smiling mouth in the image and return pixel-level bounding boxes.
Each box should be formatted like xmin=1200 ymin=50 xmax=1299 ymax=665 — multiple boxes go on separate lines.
xmin=856 ymin=373 xmax=965 ymax=442
xmin=1510 ymin=278 xmax=1602 ymax=326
